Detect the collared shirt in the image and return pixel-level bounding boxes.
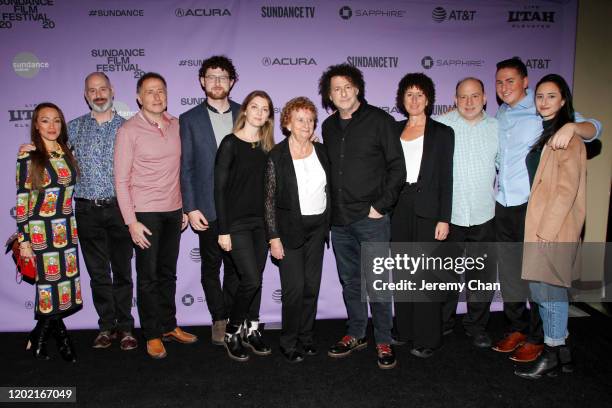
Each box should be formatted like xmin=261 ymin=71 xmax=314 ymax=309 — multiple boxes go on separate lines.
xmin=206 ymin=100 xmax=233 ymax=147
xmin=67 ymin=111 xmax=125 ymax=199
xmin=436 ymin=110 xmax=498 ymax=227
xmin=114 ymin=111 xmax=182 ymax=225
xmin=496 ymin=88 xmax=602 ymax=207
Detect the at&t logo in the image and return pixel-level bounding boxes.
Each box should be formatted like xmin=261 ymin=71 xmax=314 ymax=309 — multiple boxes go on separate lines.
xmin=432 ymin=7 xmax=476 ymax=23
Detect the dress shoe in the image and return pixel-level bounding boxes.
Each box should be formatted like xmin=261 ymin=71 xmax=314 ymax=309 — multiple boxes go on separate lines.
xmin=558 ymin=344 xmax=574 ymax=373
xmin=467 ymin=332 xmax=492 ymax=348
xmin=162 ymin=327 xmax=198 ymax=344
xmin=53 ymin=319 xmax=77 ymax=363
xmin=224 ymin=324 xmax=249 ymax=362
xmin=146 ymin=338 xmax=167 ymax=359
xmin=410 ymin=347 xmax=434 ymax=359
xmin=242 ymin=321 xmax=271 ymax=356
xmin=211 ymin=320 xmax=227 ymax=346
xmin=515 ymin=345 xmax=559 ymax=379
xmin=492 ymin=331 xmax=527 ymax=353
xmin=303 ymin=344 xmax=319 ymax=356
xmin=328 ymin=335 xmax=367 ymax=358
xmin=118 ymin=331 xmax=138 ymax=351
xmin=93 ymin=331 xmax=113 ymax=349
xmin=26 ymin=319 xmax=51 ymax=360
xmin=281 ymin=348 xmax=304 ymax=363
xmin=376 ymin=344 xmax=397 ymax=369
xmin=510 ymin=342 xmax=544 ymax=362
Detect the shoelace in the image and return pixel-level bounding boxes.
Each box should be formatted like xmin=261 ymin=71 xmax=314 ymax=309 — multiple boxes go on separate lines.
xmin=339 ymin=335 xmax=355 ymax=346
xmin=377 ymin=344 xmax=392 ymax=355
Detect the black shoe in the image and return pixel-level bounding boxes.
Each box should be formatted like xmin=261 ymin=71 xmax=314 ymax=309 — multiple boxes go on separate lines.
xmin=410 ymin=347 xmax=434 ymax=359
xmin=558 ymin=344 xmax=574 ymax=373
xmin=376 ymin=344 xmax=397 ymax=369
xmin=443 ymin=328 xmax=454 ymax=336
xmin=26 ymin=319 xmax=51 ymax=361
xmin=303 ymin=344 xmax=319 ymax=356
xmin=328 ymin=335 xmax=367 ymax=358
xmin=242 ymin=321 xmax=271 ymax=356
xmin=281 ymin=348 xmax=304 ymax=363
xmin=467 ymin=332 xmax=492 ymax=348
xmin=224 ymin=324 xmax=249 ymax=362
xmin=391 ymin=335 xmax=406 ymax=346
xmin=52 ymin=319 xmax=77 ymax=363
xmin=514 ymin=345 xmax=559 ymax=379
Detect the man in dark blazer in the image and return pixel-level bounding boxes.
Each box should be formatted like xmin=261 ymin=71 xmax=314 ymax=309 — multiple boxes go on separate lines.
xmin=179 ymin=55 xmax=241 ymax=345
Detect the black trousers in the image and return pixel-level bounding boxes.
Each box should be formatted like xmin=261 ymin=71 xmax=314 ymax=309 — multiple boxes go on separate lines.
xmin=442 ymin=219 xmax=496 ymax=335
xmin=228 ymin=218 xmax=267 ymax=326
xmin=495 ymin=202 xmax=544 ymax=343
xmin=278 ymin=213 xmax=327 ymax=352
xmin=75 ymin=199 xmax=134 ymax=332
xmin=391 ymin=184 xmax=442 ymax=349
xmin=197 ymin=220 xmax=239 ymax=322
xmin=134 ymin=210 xmax=182 ymax=340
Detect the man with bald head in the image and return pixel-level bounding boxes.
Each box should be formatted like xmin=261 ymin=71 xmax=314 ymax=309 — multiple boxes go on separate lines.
xmin=67 ymin=72 xmax=136 ymax=351
xmin=436 ymin=77 xmax=498 ymax=348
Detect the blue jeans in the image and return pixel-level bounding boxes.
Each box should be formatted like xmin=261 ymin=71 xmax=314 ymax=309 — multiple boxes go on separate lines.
xmin=529 ymin=282 xmax=568 ymax=346
xmin=331 ymin=215 xmax=392 ymax=344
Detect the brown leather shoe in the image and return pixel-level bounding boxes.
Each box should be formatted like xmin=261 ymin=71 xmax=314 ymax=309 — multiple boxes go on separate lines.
xmin=492 ymin=331 xmax=527 ymax=353
xmin=118 ymin=331 xmax=138 ymax=351
xmin=92 ymin=331 xmax=112 ymax=349
xmin=162 ymin=327 xmax=198 ymax=344
xmin=212 ymin=320 xmax=226 ymax=346
xmin=510 ymin=342 xmax=544 ymax=362
xmin=146 ymin=338 xmax=167 ymax=359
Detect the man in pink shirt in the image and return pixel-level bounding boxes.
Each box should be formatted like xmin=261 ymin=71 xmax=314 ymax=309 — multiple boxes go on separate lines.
xmin=114 ymin=72 xmax=197 ymax=359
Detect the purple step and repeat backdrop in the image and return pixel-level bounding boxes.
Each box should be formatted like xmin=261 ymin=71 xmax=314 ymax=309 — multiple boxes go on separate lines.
xmin=0 ymin=0 xmax=578 ymax=331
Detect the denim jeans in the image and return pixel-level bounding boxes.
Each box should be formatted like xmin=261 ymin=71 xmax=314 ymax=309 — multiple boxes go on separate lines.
xmin=331 ymin=215 xmax=392 ymax=344
xmin=529 ymin=281 xmax=569 ymax=346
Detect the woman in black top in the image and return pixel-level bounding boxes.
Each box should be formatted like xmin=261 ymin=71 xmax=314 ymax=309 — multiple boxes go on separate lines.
xmin=215 ymin=90 xmax=275 ymax=361
xmin=391 ymin=73 xmax=454 ymax=358
xmin=264 ymin=97 xmax=330 ymax=363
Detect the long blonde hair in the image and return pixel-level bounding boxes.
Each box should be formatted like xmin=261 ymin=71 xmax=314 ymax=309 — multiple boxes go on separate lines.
xmin=233 ymin=90 xmax=275 ymax=152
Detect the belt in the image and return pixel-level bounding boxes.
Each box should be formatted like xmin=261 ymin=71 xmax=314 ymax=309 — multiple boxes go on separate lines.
xmin=75 ymin=197 xmax=118 ymax=207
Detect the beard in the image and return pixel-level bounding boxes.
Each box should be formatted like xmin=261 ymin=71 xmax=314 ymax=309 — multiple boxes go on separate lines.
xmin=87 ymin=97 xmax=113 ymax=113
xmin=205 ymin=87 xmax=229 ymax=100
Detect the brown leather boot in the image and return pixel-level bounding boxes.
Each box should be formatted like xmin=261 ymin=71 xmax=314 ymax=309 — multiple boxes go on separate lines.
xmin=146 ymin=338 xmax=167 ymax=359
xmin=212 ymin=320 xmax=227 ymax=346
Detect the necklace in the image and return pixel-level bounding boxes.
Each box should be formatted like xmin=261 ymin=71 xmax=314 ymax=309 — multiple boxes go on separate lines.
xmin=49 ymin=147 xmax=64 ymax=158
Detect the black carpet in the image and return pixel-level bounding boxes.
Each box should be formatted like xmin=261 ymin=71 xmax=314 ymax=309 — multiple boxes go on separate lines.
xmin=2 ymin=311 xmax=612 ymax=408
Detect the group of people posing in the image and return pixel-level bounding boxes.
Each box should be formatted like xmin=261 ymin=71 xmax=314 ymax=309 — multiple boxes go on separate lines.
xmin=15 ymin=55 xmax=601 ymax=378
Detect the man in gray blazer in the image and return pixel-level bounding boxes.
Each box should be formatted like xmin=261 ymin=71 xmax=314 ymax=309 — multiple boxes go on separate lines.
xmin=179 ymin=56 xmax=242 ymax=345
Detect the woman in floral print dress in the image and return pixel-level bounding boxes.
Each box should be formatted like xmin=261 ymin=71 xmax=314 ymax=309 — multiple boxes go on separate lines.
xmin=16 ymin=102 xmax=82 ymax=362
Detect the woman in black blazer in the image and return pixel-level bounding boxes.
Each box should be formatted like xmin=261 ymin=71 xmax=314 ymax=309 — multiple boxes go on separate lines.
xmin=264 ymin=97 xmax=330 ymax=363
xmin=391 ymin=73 xmax=454 ymax=358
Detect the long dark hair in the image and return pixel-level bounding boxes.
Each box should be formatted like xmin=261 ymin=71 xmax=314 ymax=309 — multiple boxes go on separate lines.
xmin=29 ymin=102 xmax=78 ymax=190
xmin=530 ymin=74 xmax=575 ymax=152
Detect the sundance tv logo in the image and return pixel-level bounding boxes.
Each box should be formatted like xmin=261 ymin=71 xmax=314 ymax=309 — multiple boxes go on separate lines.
xmin=431 ymin=6 xmax=476 ymax=23
xmin=339 ymin=5 xmax=405 ymax=20
xmin=261 ymin=6 xmax=315 ymax=18
xmin=175 ymin=8 xmax=231 ymax=17
xmin=262 ymin=57 xmax=317 ymax=66
xmin=421 ymin=56 xmax=484 ymax=70
xmin=347 ymin=56 xmax=398 ymax=69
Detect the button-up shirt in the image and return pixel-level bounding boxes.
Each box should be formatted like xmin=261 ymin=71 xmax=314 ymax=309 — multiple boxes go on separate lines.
xmin=436 ymin=110 xmax=498 ymax=227
xmin=67 ymin=111 xmax=125 ymax=199
xmin=114 ymin=111 xmax=182 ymax=225
xmin=496 ymin=89 xmax=602 ymax=207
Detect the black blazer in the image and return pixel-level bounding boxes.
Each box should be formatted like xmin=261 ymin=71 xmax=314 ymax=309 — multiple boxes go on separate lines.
xmin=396 ymin=117 xmax=454 ymax=222
xmin=264 ymin=139 xmax=331 ymax=249
xmin=179 ymin=100 xmax=241 ymax=221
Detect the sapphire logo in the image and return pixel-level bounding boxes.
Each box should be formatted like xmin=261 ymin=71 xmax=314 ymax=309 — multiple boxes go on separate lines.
xmin=432 ymin=7 xmax=446 ymax=22
xmin=421 ymin=56 xmax=434 ymax=70
xmin=182 ymin=294 xmax=194 ymax=306
xmin=339 ymin=6 xmax=352 ymax=20
xmin=272 ymin=289 xmax=282 ymax=304
xmin=190 ymin=248 xmax=201 ymax=262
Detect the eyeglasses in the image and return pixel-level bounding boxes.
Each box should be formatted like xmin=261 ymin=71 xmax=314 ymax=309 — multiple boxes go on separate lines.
xmin=204 ymin=75 xmax=230 ymax=83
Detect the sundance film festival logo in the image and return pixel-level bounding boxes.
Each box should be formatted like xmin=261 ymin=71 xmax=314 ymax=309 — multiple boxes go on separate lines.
xmin=513 ymin=56 xmax=552 ymax=70
xmin=175 ymin=8 xmax=231 ymax=17
xmin=261 ymin=6 xmax=315 ymax=18
xmin=181 ymin=97 xmax=205 ymax=106
xmin=178 ymin=58 xmax=205 ymax=68
xmin=12 ymin=52 xmax=49 ymax=78
xmin=88 ymin=9 xmax=144 ymax=17
xmin=508 ymin=6 xmax=555 ymax=28
xmin=431 ymin=6 xmax=476 ymax=23
xmin=433 ymin=104 xmax=455 ymax=115
xmin=421 ymin=55 xmax=484 ymax=70
xmin=347 ymin=56 xmax=398 ymax=69
xmin=8 ymin=104 xmax=36 ymax=127
xmin=91 ymin=48 xmax=145 ymax=79
xmin=262 ymin=57 xmax=317 ymax=67
xmin=339 ymin=5 xmax=405 ymax=20
xmin=0 ymin=0 xmax=56 ymax=30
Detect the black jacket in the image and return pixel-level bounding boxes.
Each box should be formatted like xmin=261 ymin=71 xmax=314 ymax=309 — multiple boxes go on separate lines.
xmin=264 ymin=139 xmax=330 ymax=249
xmin=322 ymin=102 xmax=406 ymax=226
xmin=396 ymin=117 xmax=454 ymax=222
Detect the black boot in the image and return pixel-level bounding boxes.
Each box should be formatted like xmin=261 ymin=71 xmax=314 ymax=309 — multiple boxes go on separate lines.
xmin=53 ymin=319 xmax=77 ymax=363
xmin=224 ymin=323 xmax=249 ymax=362
xmin=242 ymin=320 xmax=271 ymax=356
xmin=514 ymin=345 xmax=559 ymax=379
xmin=27 ymin=319 xmax=51 ymax=360
xmin=558 ymin=342 xmax=574 ymax=373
